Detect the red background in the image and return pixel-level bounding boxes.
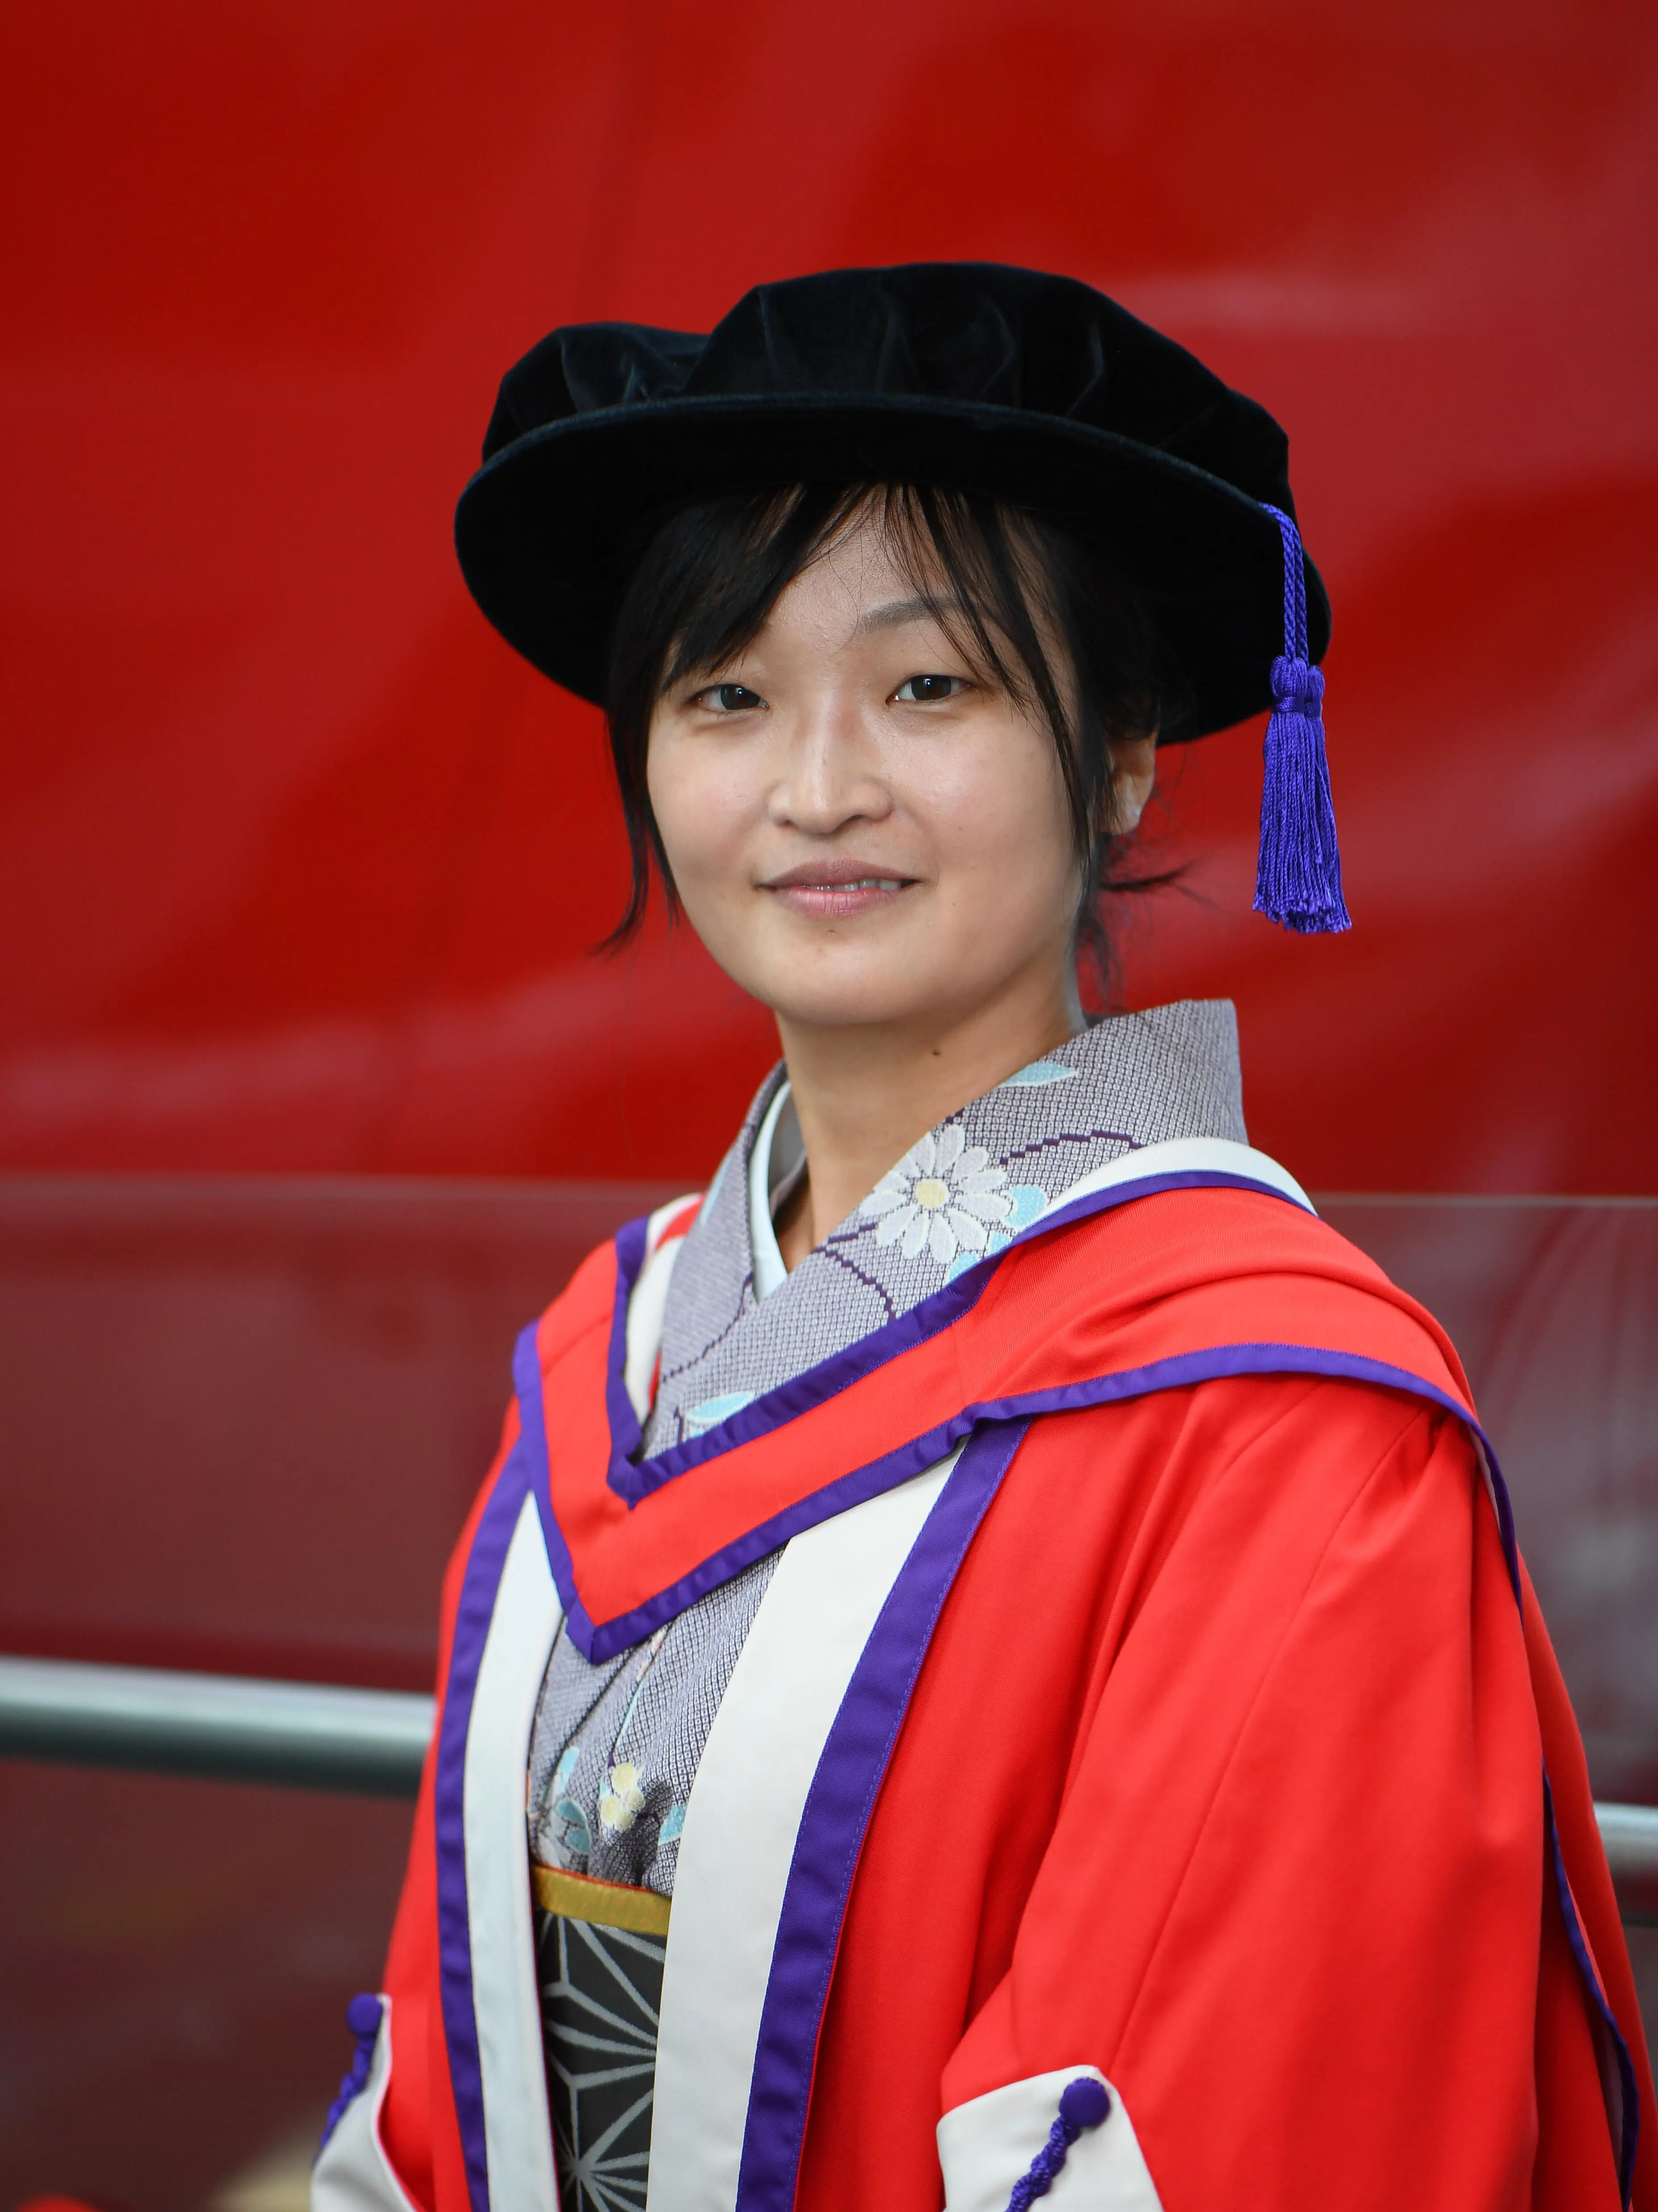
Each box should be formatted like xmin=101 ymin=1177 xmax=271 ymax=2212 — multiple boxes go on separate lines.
xmin=4 ymin=0 xmax=1655 ymax=1196
xmin=3 ymin=2 xmax=1657 ymax=2205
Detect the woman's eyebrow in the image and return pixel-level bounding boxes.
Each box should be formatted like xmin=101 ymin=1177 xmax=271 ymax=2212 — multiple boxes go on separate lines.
xmin=852 ymin=593 xmax=962 ymax=636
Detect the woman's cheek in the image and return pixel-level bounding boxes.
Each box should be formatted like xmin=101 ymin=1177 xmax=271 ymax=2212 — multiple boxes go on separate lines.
xmin=651 ymin=753 xmax=739 ymax=898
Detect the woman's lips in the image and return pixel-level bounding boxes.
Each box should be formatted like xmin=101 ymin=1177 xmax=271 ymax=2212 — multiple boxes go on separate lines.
xmin=761 ymin=861 xmax=917 ymax=920
xmin=770 ymin=879 xmax=912 ymax=919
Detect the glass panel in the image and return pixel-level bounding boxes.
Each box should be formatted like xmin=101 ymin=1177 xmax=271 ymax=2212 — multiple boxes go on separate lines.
xmin=0 ymin=1176 xmax=676 ymax=1687
xmin=0 ymin=1759 xmax=408 ymax=2212
xmin=1320 ymin=1198 xmax=1658 ymax=1807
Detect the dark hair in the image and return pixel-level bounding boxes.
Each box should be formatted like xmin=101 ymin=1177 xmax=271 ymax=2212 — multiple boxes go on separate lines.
xmin=602 ymin=482 xmax=1188 ymax=1002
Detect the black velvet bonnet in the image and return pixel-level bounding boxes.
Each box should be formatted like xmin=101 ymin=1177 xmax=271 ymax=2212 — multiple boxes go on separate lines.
xmin=454 ymin=261 xmax=1330 ymax=743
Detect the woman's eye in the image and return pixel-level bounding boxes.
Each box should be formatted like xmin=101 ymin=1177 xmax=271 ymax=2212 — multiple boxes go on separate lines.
xmin=893 ymin=673 xmax=965 ymax=703
xmin=699 ymin=682 xmax=764 ymax=712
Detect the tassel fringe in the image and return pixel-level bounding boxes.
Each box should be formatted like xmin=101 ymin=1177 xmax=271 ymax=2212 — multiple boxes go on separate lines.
xmin=1253 ymin=509 xmax=1351 ymax=934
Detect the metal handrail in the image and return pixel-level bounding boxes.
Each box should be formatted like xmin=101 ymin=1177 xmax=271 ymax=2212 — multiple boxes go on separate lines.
xmin=0 ymin=1654 xmax=431 ymax=1797
xmin=1593 ymin=1801 xmax=1658 ymax=1886
xmin=1 ymin=1656 xmax=1655 ymax=1890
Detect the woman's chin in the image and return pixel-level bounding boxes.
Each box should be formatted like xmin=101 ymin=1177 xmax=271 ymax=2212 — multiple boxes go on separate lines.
xmin=758 ymin=977 xmax=983 ymax=1037
xmin=763 ymin=992 xmax=925 ymax=1033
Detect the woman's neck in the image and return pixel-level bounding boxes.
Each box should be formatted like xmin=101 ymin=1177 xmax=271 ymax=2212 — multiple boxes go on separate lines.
xmin=771 ymin=977 xmax=1083 ymax=1271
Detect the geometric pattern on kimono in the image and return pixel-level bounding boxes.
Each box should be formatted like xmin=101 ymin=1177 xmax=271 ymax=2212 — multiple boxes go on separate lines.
xmin=313 ymin=1139 xmax=1657 ymax=2212
xmin=534 ymin=1909 xmax=664 ymax=2208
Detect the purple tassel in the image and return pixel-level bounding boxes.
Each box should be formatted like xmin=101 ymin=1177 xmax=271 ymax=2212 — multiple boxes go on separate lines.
xmin=319 ymin=1991 xmax=384 ymax=2150
xmin=1005 ymin=2076 xmax=1112 ymax=2209
xmin=1252 ymin=505 xmax=1351 ymax=934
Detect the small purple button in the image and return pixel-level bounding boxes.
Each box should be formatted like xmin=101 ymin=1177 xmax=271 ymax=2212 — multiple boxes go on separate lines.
xmin=345 ymin=1991 xmax=383 ymax=2039
xmin=1058 ymin=2076 xmax=1111 ymax=2131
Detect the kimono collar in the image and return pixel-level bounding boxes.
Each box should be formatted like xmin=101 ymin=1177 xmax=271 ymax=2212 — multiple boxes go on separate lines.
xmin=645 ymin=999 xmax=1247 ymax=1455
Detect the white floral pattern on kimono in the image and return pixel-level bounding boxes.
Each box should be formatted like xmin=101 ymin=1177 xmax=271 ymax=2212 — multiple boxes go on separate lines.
xmin=860 ymin=1124 xmax=1014 ymax=1265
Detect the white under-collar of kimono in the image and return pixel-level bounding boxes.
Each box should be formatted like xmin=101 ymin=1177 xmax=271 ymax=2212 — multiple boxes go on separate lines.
xmin=748 ymin=1079 xmax=806 ymax=1301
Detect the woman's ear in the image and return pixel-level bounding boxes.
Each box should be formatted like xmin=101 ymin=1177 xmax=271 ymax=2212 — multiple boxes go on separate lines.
xmin=1105 ymin=736 xmax=1157 ymax=833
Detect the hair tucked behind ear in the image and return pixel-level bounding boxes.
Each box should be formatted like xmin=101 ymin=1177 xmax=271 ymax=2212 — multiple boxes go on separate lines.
xmin=600 ymin=482 xmax=1189 ymax=1004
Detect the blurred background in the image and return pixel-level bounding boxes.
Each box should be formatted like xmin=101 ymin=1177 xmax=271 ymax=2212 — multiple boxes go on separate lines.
xmin=2 ymin=0 xmax=1655 ymax=2203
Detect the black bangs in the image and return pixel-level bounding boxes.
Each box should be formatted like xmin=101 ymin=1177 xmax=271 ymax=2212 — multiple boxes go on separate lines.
xmin=600 ymin=483 xmax=1189 ymax=1001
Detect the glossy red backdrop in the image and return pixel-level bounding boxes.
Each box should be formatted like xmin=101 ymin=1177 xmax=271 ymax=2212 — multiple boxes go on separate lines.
xmin=3 ymin=11 xmax=1658 ymax=2202
xmin=4 ymin=0 xmax=1655 ymax=1195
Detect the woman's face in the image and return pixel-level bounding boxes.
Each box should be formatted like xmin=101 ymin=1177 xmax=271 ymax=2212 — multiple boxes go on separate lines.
xmin=646 ymin=511 xmax=1142 ymax=1045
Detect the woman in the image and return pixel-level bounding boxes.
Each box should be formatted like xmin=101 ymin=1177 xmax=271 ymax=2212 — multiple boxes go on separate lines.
xmin=313 ymin=264 xmax=1653 ymax=2212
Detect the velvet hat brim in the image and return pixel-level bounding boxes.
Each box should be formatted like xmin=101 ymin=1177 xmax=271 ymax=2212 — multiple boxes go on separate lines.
xmin=454 ymin=265 xmax=1330 ymax=739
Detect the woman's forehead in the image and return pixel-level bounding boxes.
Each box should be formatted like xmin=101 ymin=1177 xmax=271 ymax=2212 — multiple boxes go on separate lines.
xmin=753 ymin=510 xmax=958 ymax=649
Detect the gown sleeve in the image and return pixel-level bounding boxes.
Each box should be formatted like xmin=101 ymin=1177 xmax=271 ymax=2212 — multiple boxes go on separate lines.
xmin=925 ymin=1384 xmax=1645 ymax=2212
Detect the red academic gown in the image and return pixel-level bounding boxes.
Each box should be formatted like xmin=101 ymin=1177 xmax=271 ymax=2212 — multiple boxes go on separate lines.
xmin=321 ymin=1164 xmax=1654 ymax=2212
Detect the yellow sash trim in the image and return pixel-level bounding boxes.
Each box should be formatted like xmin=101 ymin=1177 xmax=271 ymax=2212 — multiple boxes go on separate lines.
xmin=532 ymin=1861 xmax=672 ymax=1937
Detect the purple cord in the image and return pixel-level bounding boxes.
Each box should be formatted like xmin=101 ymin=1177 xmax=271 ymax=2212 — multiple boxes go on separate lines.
xmin=1252 ymin=504 xmax=1351 ymax=935
xmin=1005 ymin=2075 xmax=1113 ymax=2209
xmin=319 ymin=1991 xmax=384 ymax=2150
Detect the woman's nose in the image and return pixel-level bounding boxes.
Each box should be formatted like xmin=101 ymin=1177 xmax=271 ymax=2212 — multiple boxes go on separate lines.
xmin=766 ymin=700 xmax=892 ymax=833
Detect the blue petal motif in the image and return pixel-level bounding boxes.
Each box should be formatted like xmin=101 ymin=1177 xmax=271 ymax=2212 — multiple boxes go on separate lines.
xmin=1000 ymin=1058 xmax=1078 ymax=1086
xmin=1005 ymin=1185 xmax=1049 ymax=1230
xmin=555 ymin=1796 xmax=592 ymax=1857
xmin=686 ymin=1391 xmax=757 ymax=1437
xmin=659 ymin=1802 xmax=686 ymax=1844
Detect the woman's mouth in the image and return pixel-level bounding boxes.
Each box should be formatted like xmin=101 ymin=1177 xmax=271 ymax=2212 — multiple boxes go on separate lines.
xmin=761 ymin=861 xmax=917 ymax=920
